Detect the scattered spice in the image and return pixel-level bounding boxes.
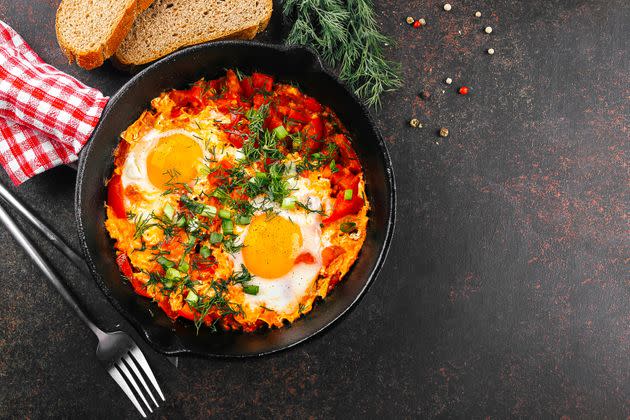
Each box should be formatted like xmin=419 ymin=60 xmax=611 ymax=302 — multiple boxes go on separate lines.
xmin=420 ymin=90 xmax=431 ymax=100
xmin=419 ymin=18 xmax=426 ymax=25
xmin=439 ymin=127 xmax=449 ymax=137
xmin=458 ymin=86 xmax=470 ymax=95
xmin=413 ymin=20 xmax=421 ymax=28
xmin=443 ymin=3 xmax=452 ymax=11
xmin=409 ymin=118 xmax=422 ymax=128
xmin=406 ymin=16 xmax=415 ymax=25
xmin=485 ymin=26 xmax=493 ymax=34
xmin=474 ymin=11 xmax=482 ymax=17
xmin=487 ymin=48 xmax=495 ymax=55
xmin=445 ymin=77 xmax=453 ymax=85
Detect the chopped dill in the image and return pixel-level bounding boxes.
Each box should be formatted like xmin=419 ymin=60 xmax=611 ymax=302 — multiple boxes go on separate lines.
xmin=283 ymin=0 xmax=402 ymax=107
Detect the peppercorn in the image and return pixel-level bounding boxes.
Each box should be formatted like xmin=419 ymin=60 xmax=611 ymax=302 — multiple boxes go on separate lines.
xmin=439 ymin=127 xmax=449 ymax=137
xmin=420 ymin=90 xmax=431 ymax=100
xmin=406 ymin=16 xmax=414 ymax=25
xmin=409 ymin=118 xmax=421 ymax=128
xmin=413 ymin=20 xmax=421 ymax=28
xmin=458 ymin=86 xmax=469 ymax=95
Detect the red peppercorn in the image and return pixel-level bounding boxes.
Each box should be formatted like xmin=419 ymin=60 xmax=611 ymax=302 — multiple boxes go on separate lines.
xmin=458 ymin=86 xmax=469 ymax=95
xmin=413 ymin=20 xmax=421 ymax=28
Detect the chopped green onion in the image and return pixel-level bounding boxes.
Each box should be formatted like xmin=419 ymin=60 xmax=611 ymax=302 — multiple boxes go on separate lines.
xmin=177 ymin=262 xmax=189 ymax=273
xmin=242 ymin=285 xmax=259 ymax=295
xmin=282 ymin=197 xmax=296 ymax=209
xmin=222 ymin=219 xmax=234 ymax=234
xmin=255 ymin=172 xmax=268 ymax=180
xmin=210 ymin=232 xmax=223 ymax=244
xmin=187 ymin=234 xmax=196 ymax=246
xmin=212 ymin=188 xmax=230 ymax=201
xmin=201 ymin=205 xmax=217 ymax=218
xmin=237 ymin=215 xmax=252 ymax=225
xmin=340 ymin=222 xmax=357 ymax=233
xmin=199 ymin=245 xmax=211 ymax=258
xmin=286 ymin=161 xmax=297 ymax=176
xmin=156 ymin=256 xmax=175 ymax=268
xmin=330 ymin=159 xmax=338 ymax=173
xmin=344 ymin=189 xmax=353 ymax=200
xmin=162 ymin=279 xmax=173 ymax=288
xmin=218 ymin=209 xmax=231 ymax=219
xmin=165 ymin=267 xmax=182 ymax=280
xmin=163 ymin=204 xmax=175 ymax=220
xmin=185 ymin=291 xmax=198 ymax=304
xmin=273 ymin=125 xmax=289 ymax=140
xmin=175 ymin=215 xmax=187 ymax=227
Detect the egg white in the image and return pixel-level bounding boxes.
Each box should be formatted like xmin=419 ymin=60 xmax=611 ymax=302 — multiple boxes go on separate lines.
xmin=231 ymin=207 xmax=323 ymax=315
xmin=120 ymin=129 xmax=216 ymax=217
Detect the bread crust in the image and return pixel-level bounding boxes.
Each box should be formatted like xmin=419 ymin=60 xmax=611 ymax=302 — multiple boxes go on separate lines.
xmin=55 ymin=0 xmax=155 ymax=70
xmin=113 ymin=0 xmax=273 ymax=66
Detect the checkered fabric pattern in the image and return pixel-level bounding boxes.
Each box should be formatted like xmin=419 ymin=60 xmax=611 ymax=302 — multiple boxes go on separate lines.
xmin=0 ymin=20 xmax=108 ymax=185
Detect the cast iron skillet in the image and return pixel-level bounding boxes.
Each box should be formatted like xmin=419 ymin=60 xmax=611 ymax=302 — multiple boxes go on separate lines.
xmin=75 ymin=41 xmax=395 ymax=357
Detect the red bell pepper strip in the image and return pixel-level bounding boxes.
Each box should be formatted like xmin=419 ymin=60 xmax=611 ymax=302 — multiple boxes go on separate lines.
xmin=252 ymin=72 xmax=274 ymax=92
xmin=331 ymin=134 xmax=361 ymax=173
xmin=107 ymin=174 xmax=126 ymax=218
xmin=264 ymin=108 xmax=283 ymax=131
xmin=170 ymin=85 xmax=203 ymax=109
xmin=294 ymin=252 xmax=315 ymax=265
xmin=302 ymin=117 xmax=325 ymax=151
xmin=116 ymin=253 xmax=152 ymax=298
xmin=227 ymin=132 xmax=245 ymax=148
xmin=116 ymin=253 xmax=133 ymax=278
xmin=287 ymin=109 xmax=311 ymax=123
xmin=178 ymin=303 xmax=196 ymax=321
xmin=323 ymin=175 xmax=364 ymax=224
xmin=158 ymin=299 xmax=178 ymax=320
xmin=224 ymin=70 xmax=242 ymax=97
xmin=252 ymin=94 xmax=268 ymax=109
xmin=303 ymin=97 xmax=323 ymax=113
xmin=240 ymin=77 xmax=255 ymax=97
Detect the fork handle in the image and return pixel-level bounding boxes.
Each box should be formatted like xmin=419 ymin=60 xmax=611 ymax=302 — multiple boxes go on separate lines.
xmin=0 ymin=201 xmax=105 ymax=338
xmin=0 ymin=182 xmax=90 ymax=276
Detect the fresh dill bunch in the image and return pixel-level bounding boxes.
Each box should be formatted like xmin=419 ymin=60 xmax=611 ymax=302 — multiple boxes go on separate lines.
xmin=283 ymin=0 xmax=402 ymax=107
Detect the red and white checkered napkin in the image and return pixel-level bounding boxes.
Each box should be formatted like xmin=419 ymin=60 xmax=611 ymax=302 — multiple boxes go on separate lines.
xmin=0 ymin=20 xmax=108 ymax=185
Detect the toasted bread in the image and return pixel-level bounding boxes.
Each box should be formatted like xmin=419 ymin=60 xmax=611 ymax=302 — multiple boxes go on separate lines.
xmin=56 ymin=0 xmax=155 ymax=70
xmin=114 ymin=0 xmax=272 ymax=66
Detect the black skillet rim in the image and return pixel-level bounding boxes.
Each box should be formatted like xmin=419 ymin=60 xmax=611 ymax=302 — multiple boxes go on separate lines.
xmin=75 ymin=40 xmax=396 ymax=358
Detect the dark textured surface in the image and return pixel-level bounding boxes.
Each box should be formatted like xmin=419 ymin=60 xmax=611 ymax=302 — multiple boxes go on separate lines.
xmin=0 ymin=0 xmax=628 ymax=418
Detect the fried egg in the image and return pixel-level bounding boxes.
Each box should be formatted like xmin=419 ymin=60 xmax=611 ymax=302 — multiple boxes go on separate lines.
xmin=120 ymin=129 xmax=213 ymax=216
xmin=231 ymin=208 xmax=323 ymax=316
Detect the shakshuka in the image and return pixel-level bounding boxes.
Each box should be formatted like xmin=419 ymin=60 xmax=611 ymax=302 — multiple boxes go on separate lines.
xmin=105 ymin=70 xmax=369 ymax=332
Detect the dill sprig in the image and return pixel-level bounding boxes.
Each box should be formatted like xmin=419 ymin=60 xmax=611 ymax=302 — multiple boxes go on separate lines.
xmin=283 ymin=0 xmax=402 ymax=107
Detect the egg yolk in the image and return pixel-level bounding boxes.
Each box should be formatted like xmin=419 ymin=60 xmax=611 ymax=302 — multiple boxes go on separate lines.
xmin=147 ymin=134 xmax=203 ymax=188
xmin=242 ymin=214 xmax=303 ymax=279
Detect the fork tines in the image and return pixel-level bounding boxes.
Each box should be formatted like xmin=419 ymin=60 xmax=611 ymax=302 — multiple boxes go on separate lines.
xmin=107 ymin=345 xmax=165 ymax=418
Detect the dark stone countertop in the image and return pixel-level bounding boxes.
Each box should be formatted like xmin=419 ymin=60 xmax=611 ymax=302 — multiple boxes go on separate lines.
xmin=0 ymin=0 xmax=628 ymax=418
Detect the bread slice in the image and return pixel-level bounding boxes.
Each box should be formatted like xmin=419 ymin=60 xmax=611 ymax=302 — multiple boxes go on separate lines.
xmin=56 ymin=0 xmax=155 ymax=70
xmin=114 ymin=0 xmax=273 ymax=66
